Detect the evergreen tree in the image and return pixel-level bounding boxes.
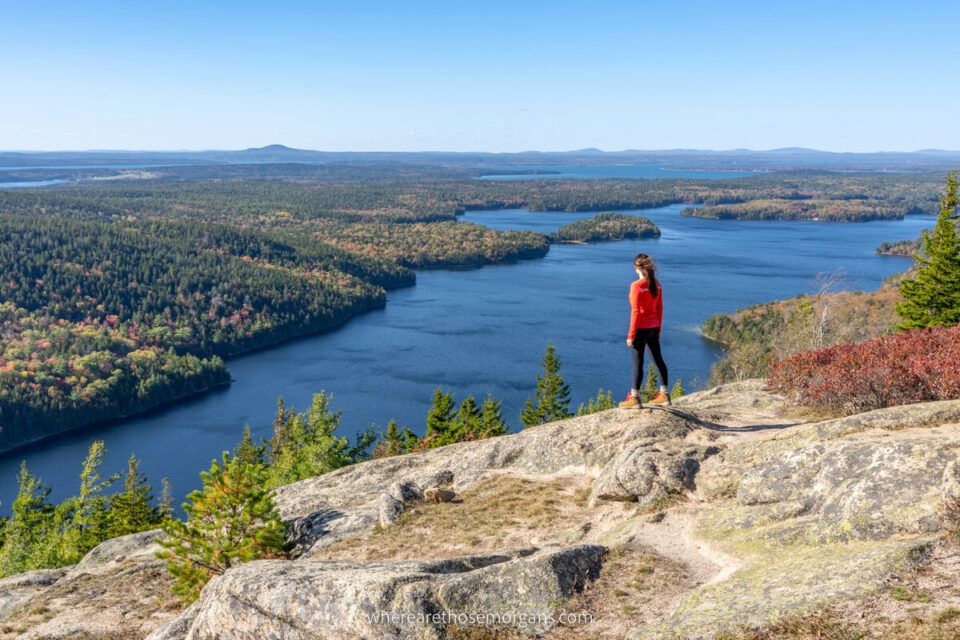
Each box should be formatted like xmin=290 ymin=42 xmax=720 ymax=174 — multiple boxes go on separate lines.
xmin=451 ymin=395 xmax=482 ymax=442
xmin=158 ymin=452 xmax=286 ymax=603
xmin=425 ymin=388 xmax=456 ymax=442
xmin=234 ymin=425 xmax=266 ymax=465
xmin=576 ymin=388 xmax=615 ymax=415
xmin=346 ymin=425 xmax=378 ymax=462
xmin=0 ymin=463 xmax=55 ymax=576
xmin=670 ymin=379 xmax=685 ymax=399
xmin=69 ymin=441 xmax=117 ymax=555
xmin=401 ymin=427 xmax=422 ymax=452
xmin=520 ymin=343 xmax=572 ymax=428
xmin=158 ymin=477 xmax=174 ymax=521
xmin=108 ymin=455 xmax=160 ymax=538
xmin=376 ymin=392 xmax=507 ymax=456
xmin=898 ymin=171 xmax=960 ymax=329
xmin=379 ymin=419 xmax=407 ymax=456
xmin=479 ymin=395 xmax=508 ymax=438
xmin=642 ymin=364 xmax=660 ymax=402
xmin=266 ymin=392 xmax=372 ymax=487
xmin=375 ymin=420 xmax=420 ymax=456
xmin=267 ymin=397 xmax=296 ymax=466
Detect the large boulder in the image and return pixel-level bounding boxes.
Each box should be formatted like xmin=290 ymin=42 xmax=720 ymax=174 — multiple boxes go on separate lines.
xmin=378 ymin=492 xmax=405 ymax=528
xmin=436 ymin=545 xmax=605 ymax=635
xmin=149 ymin=545 xmax=605 ymax=640
xmin=65 ymin=528 xmax=165 ymax=579
xmin=590 ymin=442 xmax=719 ymax=507
xmin=285 ymin=505 xmax=380 ymax=557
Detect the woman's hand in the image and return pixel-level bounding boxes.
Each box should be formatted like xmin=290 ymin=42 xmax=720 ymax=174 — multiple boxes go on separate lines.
xmin=626 ymin=339 xmax=633 ymax=347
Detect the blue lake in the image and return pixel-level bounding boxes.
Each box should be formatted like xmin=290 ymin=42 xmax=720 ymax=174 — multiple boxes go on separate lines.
xmin=0 ymin=204 xmax=930 ymax=510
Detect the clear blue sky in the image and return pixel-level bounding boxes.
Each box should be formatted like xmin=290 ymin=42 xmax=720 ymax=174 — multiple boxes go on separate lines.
xmin=2 ymin=0 xmax=958 ymax=152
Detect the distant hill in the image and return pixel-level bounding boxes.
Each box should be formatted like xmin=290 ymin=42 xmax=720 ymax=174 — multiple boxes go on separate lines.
xmin=242 ymin=144 xmax=300 ymax=153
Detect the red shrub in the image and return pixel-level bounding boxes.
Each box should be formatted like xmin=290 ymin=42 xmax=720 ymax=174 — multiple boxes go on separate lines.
xmin=769 ymin=325 xmax=960 ymax=413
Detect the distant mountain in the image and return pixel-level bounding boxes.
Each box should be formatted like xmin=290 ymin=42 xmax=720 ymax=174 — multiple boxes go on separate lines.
xmin=239 ymin=144 xmax=316 ymax=156
xmin=242 ymin=144 xmax=300 ymax=153
xmin=231 ymin=144 xmax=329 ymax=162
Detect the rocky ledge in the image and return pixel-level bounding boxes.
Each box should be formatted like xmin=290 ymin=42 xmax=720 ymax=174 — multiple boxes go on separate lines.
xmin=3 ymin=379 xmax=960 ymax=639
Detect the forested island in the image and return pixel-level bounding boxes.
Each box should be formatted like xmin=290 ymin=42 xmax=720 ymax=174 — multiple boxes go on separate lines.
xmin=876 ymin=238 xmax=923 ymax=256
xmin=553 ymin=212 xmax=660 ymax=242
xmin=682 ymin=198 xmax=918 ymax=222
xmin=0 ymin=164 xmax=950 ymax=451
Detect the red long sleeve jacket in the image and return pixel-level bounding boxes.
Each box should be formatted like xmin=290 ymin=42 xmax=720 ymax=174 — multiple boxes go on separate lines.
xmin=628 ymin=278 xmax=663 ymax=339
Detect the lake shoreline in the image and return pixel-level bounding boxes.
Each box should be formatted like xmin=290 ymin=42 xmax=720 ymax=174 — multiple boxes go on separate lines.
xmin=0 ymin=295 xmax=394 ymax=456
xmin=0 ymin=240 xmax=559 ymax=456
xmin=0 ymin=378 xmax=234 ymax=458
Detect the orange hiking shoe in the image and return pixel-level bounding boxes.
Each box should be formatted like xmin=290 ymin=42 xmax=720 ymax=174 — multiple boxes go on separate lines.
xmin=649 ymin=391 xmax=672 ymax=406
xmin=618 ymin=393 xmax=641 ymax=409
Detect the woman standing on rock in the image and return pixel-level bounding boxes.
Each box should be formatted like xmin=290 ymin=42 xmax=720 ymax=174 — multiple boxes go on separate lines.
xmin=619 ymin=253 xmax=671 ymax=409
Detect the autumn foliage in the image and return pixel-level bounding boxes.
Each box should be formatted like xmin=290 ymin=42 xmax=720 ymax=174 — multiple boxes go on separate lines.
xmin=769 ymin=325 xmax=960 ymax=414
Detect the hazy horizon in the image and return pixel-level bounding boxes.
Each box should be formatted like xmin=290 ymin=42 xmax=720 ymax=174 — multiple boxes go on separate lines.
xmin=3 ymin=144 xmax=960 ymax=155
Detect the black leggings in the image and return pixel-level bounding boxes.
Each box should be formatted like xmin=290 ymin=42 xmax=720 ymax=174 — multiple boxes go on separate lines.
xmin=631 ymin=327 xmax=668 ymax=390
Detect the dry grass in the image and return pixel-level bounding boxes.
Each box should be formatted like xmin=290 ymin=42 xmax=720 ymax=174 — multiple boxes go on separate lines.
xmin=316 ymin=473 xmax=596 ymax=561
xmin=0 ymin=561 xmax=181 ymax=640
xmin=548 ymin=543 xmax=695 ymax=639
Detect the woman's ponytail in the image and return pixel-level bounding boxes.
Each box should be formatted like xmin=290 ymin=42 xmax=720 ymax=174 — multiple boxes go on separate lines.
xmin=634 ymin=254 xmax=659 ymax=297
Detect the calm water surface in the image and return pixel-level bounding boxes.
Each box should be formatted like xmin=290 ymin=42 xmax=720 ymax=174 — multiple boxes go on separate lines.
xmin=0 ymin=204 xmax=930 ymax=509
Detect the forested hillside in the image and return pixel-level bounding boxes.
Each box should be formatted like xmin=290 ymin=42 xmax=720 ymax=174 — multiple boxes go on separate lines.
xmin=701 ymin=284 xmax=903 ymax=385
xmin=0 ymin=215 xmax=410 ymax=449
